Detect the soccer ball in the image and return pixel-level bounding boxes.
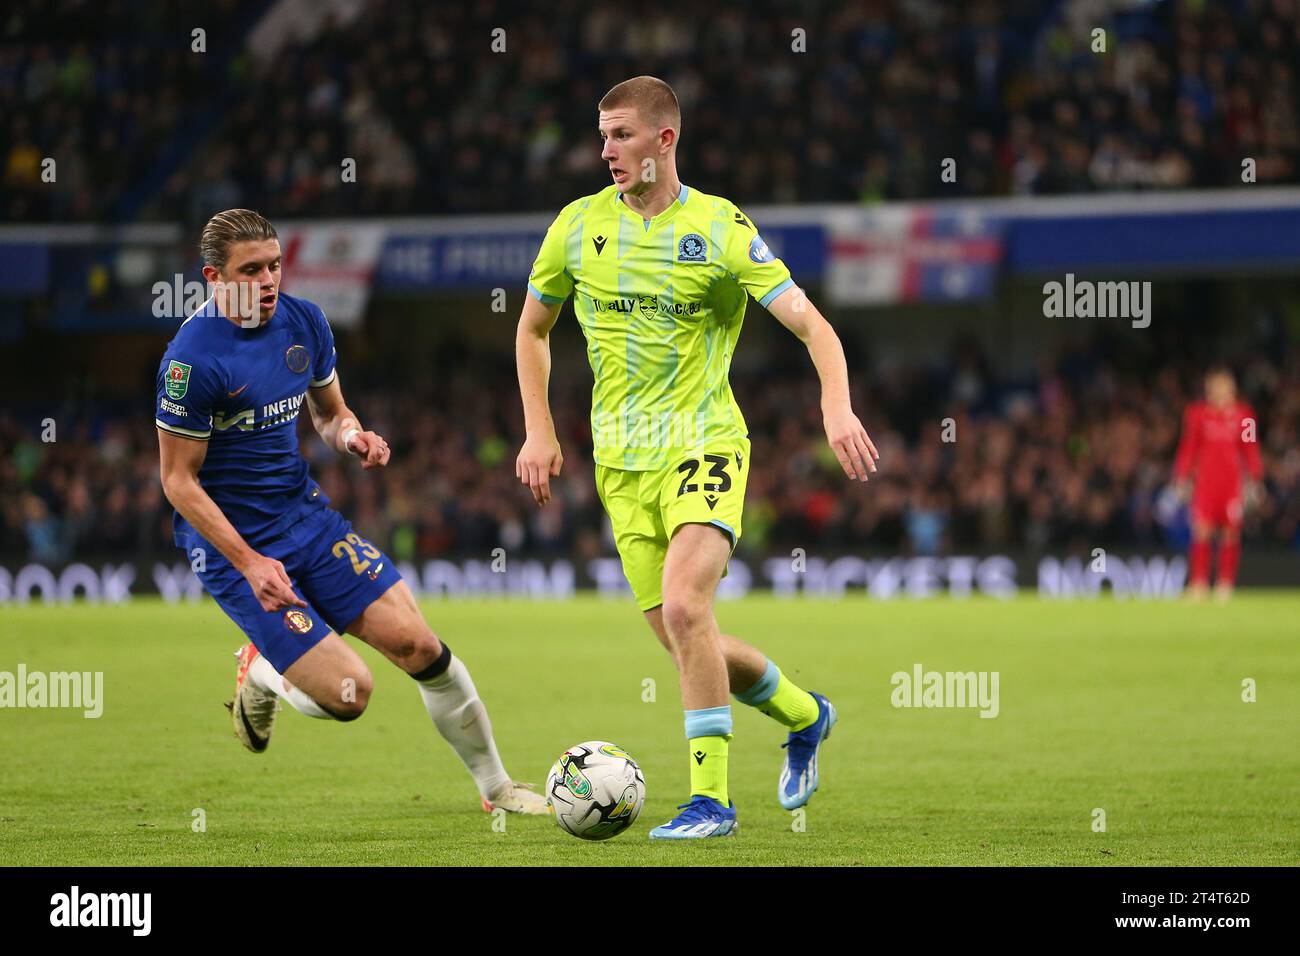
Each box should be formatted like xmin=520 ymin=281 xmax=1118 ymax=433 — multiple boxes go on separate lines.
xmin=546 ymin=741 xmax=646 ymax=840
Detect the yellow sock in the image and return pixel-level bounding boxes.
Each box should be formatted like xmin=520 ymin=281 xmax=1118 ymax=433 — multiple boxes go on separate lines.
xmin=688 ymin=735 xmax=730 ymax=804
xmin=740 ymin=663 xmax=819 ymax=731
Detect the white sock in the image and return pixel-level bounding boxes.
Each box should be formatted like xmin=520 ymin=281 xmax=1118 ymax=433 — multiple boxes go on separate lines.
xmin=416 ymin=655 xmax=511 ymax=798
xmin=249 ymin=653 xmax=333 ymax=720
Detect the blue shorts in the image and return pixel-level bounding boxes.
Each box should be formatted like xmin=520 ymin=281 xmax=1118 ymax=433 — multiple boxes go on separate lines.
xmin=186 ymin=508 xmax=403 ymax=674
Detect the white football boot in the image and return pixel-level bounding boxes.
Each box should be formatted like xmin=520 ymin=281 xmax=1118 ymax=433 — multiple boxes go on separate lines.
xmin=225 ymin=643 xmax=280 ymax=753
xmin=482 ymin=780 xmax=550 ymax=815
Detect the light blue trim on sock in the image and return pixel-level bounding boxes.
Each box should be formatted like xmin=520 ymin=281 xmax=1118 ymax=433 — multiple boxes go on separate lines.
xmin=684 ymin=705 xmax=733 ymax=739
xmin=735 ymin=659 xmax=779 ymax=706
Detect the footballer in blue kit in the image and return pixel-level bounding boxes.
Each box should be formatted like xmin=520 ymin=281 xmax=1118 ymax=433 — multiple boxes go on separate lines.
xmin=156 ymin=209 xmax=546 ymax=815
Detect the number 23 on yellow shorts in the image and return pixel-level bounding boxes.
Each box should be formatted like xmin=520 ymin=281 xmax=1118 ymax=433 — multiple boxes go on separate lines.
xmin=595 ymin=438 xmax=750 ymax=610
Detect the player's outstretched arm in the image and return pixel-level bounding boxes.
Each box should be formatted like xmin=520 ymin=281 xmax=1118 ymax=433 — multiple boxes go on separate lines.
xmin=157 ymin=429 xmax=305 ymax=612
xmin=306 ymin=373 xmax=390 ymax=470
xmin=515 ymin=293 xmax=564 ymax=505
xmin=765 ymin=285 xmax=879 ymax=482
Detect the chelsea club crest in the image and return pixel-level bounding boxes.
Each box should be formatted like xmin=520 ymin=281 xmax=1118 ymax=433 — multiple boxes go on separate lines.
xmin=677 ymin=232 xmax=707 ymax=262
xmin=285 ymin=344 xmax=311 ymax=373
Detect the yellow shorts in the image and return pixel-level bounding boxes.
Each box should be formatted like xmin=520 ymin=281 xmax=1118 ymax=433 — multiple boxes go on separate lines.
xmin=594 ymin=438 xmax=750 ymax=610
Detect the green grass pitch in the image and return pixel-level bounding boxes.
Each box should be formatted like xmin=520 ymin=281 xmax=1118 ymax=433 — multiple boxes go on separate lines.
xmin=1 ymin=593 xmax=1297 ymax=866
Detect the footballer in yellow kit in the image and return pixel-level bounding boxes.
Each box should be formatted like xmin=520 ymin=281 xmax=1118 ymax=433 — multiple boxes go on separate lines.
xmin=515 ymin=76 xmax=879 ymax=839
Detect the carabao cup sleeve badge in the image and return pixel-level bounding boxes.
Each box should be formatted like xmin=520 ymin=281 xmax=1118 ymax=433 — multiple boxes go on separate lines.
xmin=165 ymin=360 xmax=192 ymax=400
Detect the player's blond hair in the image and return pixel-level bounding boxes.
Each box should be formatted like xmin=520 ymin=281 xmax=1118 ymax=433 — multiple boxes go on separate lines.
xmin=598 ymin=76 xmax=681 ymax=133
xmin=200 ymin=209 xmax=278 ymax=270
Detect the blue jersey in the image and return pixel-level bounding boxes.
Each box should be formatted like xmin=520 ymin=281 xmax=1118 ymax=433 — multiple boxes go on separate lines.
xmin=155 ymin=291 xmax=339 ymax=548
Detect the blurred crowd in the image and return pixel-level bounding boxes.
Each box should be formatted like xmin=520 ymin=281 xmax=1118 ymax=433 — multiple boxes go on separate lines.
xmin=4 ymin=340 xmax=1298 ymax=565
xmin=4 ymin=0 xmax=1298 ymax=222
xmin=0 ymin=0 xmax=245 ymax=221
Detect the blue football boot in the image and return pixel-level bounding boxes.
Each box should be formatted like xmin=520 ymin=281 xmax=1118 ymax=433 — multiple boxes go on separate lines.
xmin=778 ymin=692 xmax=836 ymax=810
xmin=648 ymin=795 xmax=738 ymax=840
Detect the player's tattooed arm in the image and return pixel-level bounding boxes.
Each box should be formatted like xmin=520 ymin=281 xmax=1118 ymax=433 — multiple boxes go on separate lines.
xmin=515 ymin=293 xmax=565 ymax=505
xmin=765 ymin=285 xmax=879 ymax=482
xmin=157 ymin=429 xmax=305 ymax=612
xmin=306 ymin=374 xmax=390 ymax=470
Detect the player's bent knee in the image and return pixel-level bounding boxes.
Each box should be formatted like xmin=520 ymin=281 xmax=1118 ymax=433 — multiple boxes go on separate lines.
xmin=661 ymin=597 xmax=709 ymax=640
xmin=357 ymin=599 xmax=442 ymax=673
xmin=392 ymin=628 xmax=442 ymax=674
xmin=322 ymin=668 xmax=373 ymax=720
xmin=331 ymin=700 xmax=367 ymax=722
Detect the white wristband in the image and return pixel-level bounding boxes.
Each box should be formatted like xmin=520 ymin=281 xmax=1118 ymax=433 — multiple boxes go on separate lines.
xmin=341 ymin=427 xmax=360 ymax=456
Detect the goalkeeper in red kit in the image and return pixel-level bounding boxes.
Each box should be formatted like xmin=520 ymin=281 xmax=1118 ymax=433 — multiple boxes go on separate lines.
xmin=1173 ymin=367 xmax=1263 ymax=600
